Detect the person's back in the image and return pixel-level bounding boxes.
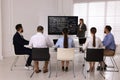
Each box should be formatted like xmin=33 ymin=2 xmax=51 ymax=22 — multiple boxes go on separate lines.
xmin=55 ymin=37 xmax=74 ymax=48
xmin=29 ymin=26 xmax=53 ymax=73
xmin=83 ymin=27 xmax=103 ymax=72
xmin=83 ymin=36 xmax=103 ymax=49
xmin=55 ymin=28 xmax=75 ymax=72
xmin=30 ymin=33 xmax=48 ymax=48
xmin=83 ymin=27 xmax=103 ymax=50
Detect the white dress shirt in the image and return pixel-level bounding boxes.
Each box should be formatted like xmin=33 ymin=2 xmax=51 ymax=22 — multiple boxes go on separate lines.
xmin=29 ymin=32 xmax=53 ymax=48
xmin=83 ymin=36 xmax=103 ymax=50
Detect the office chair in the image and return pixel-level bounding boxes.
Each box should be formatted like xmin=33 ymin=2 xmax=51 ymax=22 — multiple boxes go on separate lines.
xmin=56 ymin=48 xmax=75 ymax=77
xmin=104 ymin=46 xmax=119 ymax=72
xmin=30 ymin=48 xmax=51 ymax=78
xmin=84 ymin=48 xmax=105 ymax=79
xmin=11 ymin=47 xmax=27 ymax=71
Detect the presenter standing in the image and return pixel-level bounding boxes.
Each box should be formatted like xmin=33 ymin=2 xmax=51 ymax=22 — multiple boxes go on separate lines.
xmin=77 ymin=18 xmax=87 ymax=38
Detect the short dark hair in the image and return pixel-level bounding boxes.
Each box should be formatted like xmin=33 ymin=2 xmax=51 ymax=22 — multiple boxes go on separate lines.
xmin=105 ymin=25 xmax=112 ymax=32
xmin=37 ymin=25 xmax=44 ymax=32
xmin=15 ymin=24 xmax=22 ymax=31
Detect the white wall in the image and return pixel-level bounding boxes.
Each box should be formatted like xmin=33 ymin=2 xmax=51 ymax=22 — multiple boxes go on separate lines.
xmin=1 ymin=0 xmax=73 ymax=57
xmin=0 ymin=0 xmax=3 ymax=60
xmin=73 ymin=0 xmax=120 ymax=3
xmin=2 ymin=0 xmax=12 ymax=58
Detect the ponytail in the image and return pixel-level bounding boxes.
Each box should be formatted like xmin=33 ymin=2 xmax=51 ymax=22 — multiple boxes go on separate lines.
xmin=62 ymin=28 xmax=68 ymax=48
xmin=64 ymin=34 xmax=68 ymax=48
xmin=90 ymin=27 xmax=97 ymax=47
xmin=93 ymin=34 xmax=96 ymax=47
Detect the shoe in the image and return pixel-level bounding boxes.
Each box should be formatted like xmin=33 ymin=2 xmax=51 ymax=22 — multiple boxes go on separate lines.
xmin=97 ymin=66 xmax=106 ymax=71
xmin=97 ymin=66 xmax=102 ymax=70
xmin=87 ymin=70 xmax=94 ymax=72
xmin=65 ymin=67 xmax=68 ymax=72
xmin=24 ymin=66 xmax=33 ymax=70
xmin=82 ymin=50 xmax=84 ymax=53
xmin=62 ymin=66 xmax=64 ymax=71
xmin=99 ymin=67 xmax=106 ymax=71
xmin=35 ymin=70 xmax=41 ymax=73
xmin=87 ymin=68 xmax=94 ymax=72
xmin=43 ymin=69 xmax=48 ymax=73
xmin=24 ymin=66 xmax=29 ymax=70
xmin=79 ymin=48 xmax=82 ymax=52
xmin=87 ymin=70 xmax=90 ymax=72
xmin=101 ymin=67 xmax=106 ymax=71
xmin=29 ymin=66 xmax=33 ymax=70
xmin=105 ymin=64 xmax=107 ymax=67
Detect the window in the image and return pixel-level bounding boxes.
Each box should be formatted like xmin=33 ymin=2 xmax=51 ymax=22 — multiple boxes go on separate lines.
xmin=74 ymin=1 xmax=120 ymax=44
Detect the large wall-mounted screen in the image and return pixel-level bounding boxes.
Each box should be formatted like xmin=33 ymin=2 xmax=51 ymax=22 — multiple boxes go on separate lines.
xmin=48 ymin=16 xmax=78 ymax=35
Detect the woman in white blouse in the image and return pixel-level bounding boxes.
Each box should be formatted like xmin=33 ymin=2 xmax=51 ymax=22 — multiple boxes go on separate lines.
xmin=83 ymin=27 xmax=103 ymax=72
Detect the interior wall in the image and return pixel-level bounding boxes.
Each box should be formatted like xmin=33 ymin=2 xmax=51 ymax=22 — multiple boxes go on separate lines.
xmin=73 ymin=0 xmax=120 ymax=3
xmin=1 ymin=0 xmax=73 ymax=57
xmin=0 ymin=0 xmax=3 ymax=60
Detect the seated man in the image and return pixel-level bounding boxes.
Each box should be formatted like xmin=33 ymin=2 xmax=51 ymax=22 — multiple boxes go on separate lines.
xmin=29 ymin=26 xmax=53 ymax=73
xmin=97 ymin=25 xmax=116 ymax=70
xmin=103 ymin=25 xmax=116 ymax=56
xmin=13 ymin=24 xmax=32 ymax=70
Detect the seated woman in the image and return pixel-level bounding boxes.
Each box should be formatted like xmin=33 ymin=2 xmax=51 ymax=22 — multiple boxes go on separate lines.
xmin=55 ymin=28 xmax=75 ymax=72
xmin=83 ymin=27 xmax=103 ymax=72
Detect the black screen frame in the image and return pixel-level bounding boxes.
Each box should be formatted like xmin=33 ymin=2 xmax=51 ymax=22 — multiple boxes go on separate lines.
xmin=48 ymin=16 xmax=78 ymax=35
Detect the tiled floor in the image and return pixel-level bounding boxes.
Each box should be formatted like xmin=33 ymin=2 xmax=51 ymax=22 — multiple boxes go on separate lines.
xmin=0 ymin=47 xmax=120 ymax=80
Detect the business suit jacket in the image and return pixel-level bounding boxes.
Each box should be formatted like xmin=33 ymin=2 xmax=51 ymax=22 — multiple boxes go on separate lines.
xmin=77 ymin=24 xmax=87 ymax=38
xmin=13 ymin=32 xmax=30 ymax=54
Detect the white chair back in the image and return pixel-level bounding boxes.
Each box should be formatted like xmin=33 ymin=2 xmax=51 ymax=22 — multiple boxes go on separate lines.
xmin=57 ymin=48 xmax=75 ymax=61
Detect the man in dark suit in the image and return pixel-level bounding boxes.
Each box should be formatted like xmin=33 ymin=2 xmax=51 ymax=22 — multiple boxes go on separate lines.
xmin=13 ymin=24 xmax=32 ymax=69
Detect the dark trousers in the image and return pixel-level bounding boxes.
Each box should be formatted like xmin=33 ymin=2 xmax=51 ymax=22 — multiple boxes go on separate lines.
xmin=24 ymin=48 xmax=32 ymax=66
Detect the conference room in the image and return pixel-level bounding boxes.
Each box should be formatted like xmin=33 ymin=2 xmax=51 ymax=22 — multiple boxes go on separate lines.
xmin=0 ymin=0 xmax=120 ymax=80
